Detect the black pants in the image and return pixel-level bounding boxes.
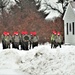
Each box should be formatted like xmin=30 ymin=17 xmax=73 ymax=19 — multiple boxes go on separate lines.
xmin=21 ymin=41 xmax=28 ymax=50
xmin=51 ymin=41 xmax=58 ymax=48
xmin=51 ymin=41 xmax=55 ymax=48
xmin=13 ymin=42 xmax=19 ymax=49
xmin=57 ymin=43 xmax=61 ymax=48
xmin=2 ymin=42 xmax=6 ymax=49
xmin=2 ymin=41 xmax=10 ymax=49
xmin=30 ymin=41 xmax=32 ymax=49
xmin=51 ymin=41 xmax=61 ymax=48
xmin=32 ymin=42 xmax=38 ymax=48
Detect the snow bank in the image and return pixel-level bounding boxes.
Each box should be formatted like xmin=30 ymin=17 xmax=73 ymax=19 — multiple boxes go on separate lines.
xmin=19 ymin=45 xmax=75 ymax=75
xmin=0 ymin=49 xmax=21 ymax=69
xmin=1 ymin=44 xmax=75 ymax=75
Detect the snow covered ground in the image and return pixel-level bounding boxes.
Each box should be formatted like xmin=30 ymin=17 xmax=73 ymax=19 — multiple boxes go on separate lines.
xmin=0 ymin=43 xmax=75 ymax=75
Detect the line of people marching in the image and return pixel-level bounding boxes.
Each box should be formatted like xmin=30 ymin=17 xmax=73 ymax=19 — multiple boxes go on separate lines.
xmin=1 ymin=30 xmax=62 ymax=50
xmin=1 ymin=31 xmax=39 ymax=50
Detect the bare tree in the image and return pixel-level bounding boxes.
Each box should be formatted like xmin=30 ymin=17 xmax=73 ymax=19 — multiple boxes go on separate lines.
xmin=44 ymin=1 xmax=63 ymax=15
xmin=57 ymin=0 xmax=68 ymax=15
xmin=14 ymin=0 xmax=22 ymax=9
xmin=14 ymin=0 xmax=25 ymax=11
xmin=34 ymin=0 xmax=70 ymax=18
xmin=0 ymin=0 xmax=10 ymax=26
xmin=34 ymin=0 xmax=41 ymax=9
xmin=15 ymin=0 xmax=34 ymax=11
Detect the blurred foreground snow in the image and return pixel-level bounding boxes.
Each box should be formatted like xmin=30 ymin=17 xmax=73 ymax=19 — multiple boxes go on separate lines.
xmin=0 ymin=43 xmax=75 ymax=75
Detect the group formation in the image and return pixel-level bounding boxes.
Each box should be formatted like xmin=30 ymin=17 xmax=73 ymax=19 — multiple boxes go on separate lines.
xmin=1 ymin=31 xmax=39 ymax=50
xmin=51 ymin=30 xmax=63 ymax=48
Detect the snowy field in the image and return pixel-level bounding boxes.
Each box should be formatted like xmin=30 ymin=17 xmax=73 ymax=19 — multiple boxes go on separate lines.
xmin=0 ymin=43 xmax=75 ymax=75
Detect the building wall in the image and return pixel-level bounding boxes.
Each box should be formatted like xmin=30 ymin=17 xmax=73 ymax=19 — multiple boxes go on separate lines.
xmin=63 ymin=4 xmax=75 ymax=21
xmin=64 ymin=21 xmax=75 ymax=45
xmin=63 ymin=3 xmax=75 ymax=45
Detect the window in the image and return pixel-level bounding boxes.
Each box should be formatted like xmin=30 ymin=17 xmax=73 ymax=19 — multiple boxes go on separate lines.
xmin=66 ymin=23 xmax=68 ymax=35
xmin=72 ymin=22 xmax=74 ymax=35
xmin=69 ymin=23 xmax=71 ymax=32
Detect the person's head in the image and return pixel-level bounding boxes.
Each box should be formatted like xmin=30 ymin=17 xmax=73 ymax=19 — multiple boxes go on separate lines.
xmin=3 ymin=31 xmax=10 ymax=36
xmin=52 ymin=30 xmax=56 ymax=35
xmin=7 ymin=32 xmax=10 ymax=36
xmin=14 ymin=32 xmax=18 ymax=35
xmin=57 ymin=32 xmax=60 ymax=36
xmin=30 ymin=32 xmax=36 ymax=36
xmin=33 ymin=32 xmax=36 ymax=36
xmin=21 ymin=31 xmax=28 ymax=35
xmin=30 ymin=32 xmax=33 ymax=35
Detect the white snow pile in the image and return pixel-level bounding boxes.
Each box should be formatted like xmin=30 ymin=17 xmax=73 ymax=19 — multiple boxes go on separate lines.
xmin=0 ymin=49 xmax=21 ymax=69
xmin=1 ymin=44 xmax=75 ymax=75
xmin=19 ymin=45 xmax=75 ymax=75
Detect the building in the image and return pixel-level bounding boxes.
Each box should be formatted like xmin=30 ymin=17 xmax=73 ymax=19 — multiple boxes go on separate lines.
xmin=63 ymin=1 xmax=75 ymax=45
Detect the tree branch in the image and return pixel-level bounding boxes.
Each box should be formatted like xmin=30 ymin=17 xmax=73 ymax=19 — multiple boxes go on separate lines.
xmin=43 ymin=2 xmax=63 ymax=15
xmin=15 ymin=0 xmax=21 ymax=7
